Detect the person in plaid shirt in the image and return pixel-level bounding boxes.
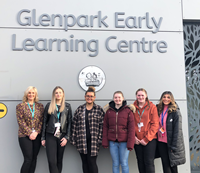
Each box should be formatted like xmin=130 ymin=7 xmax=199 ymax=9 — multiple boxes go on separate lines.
xmin=71 ymin=86 xmax=104 ymax=173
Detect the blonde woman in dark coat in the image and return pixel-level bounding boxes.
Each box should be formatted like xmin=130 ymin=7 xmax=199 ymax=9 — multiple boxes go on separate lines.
xmin=41 ymin=86 xmax=72 ymax=173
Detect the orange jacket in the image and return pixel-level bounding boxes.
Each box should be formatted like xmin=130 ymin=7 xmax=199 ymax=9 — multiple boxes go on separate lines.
xmin=133 ymin=100 xmax=159 ymax=144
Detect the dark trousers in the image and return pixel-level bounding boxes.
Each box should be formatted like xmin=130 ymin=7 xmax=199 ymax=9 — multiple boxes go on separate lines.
xmin=157 ymin=141 xmax=178 ymax=173
xmin=46 ymin=133 xmax=66 ymax=173
xmin=18 ymin=134 xmax=41 ymax=173
xmin=134 ymin=139 xmax=157 ymax=173
xmin=79 ymin=138 xmax=98 ymax=173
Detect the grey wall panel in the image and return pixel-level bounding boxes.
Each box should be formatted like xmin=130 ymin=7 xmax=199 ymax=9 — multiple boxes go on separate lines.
xmin=0 ymin=0 xmax=183 ymax=31
xmin=0 ymin=29 xmax=186 ymax=100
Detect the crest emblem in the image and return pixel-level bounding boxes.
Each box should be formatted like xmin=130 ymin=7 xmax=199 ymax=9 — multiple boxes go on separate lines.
xmin=79 ymin=66 xmax=106 ymax=92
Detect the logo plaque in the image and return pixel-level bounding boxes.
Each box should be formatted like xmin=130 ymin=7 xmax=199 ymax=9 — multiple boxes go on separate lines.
xmin=78 ymin=66 xmax=106 ymax=92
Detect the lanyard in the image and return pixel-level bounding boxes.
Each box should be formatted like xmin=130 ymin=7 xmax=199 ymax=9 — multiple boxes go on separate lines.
xmin=137 ymin=106 xmax=146 ymax=124
xmin=27 ymin=102 xmax=35 ymax=120
xmin=161 ymin=109 xmax=168 ymax=126
xmin=56 ymin=105 xmax=61 ymax=122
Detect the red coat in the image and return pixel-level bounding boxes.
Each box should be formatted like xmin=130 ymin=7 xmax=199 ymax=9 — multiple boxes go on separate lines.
xmin=102 ymin=101 xmax=135 ymax=150
xmin=133 ymin=100 xmax=159 ymax=144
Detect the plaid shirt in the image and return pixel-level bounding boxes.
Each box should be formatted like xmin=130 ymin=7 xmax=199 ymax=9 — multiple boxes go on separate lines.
xmin=70 ymin=103 xmax=104 ymax=156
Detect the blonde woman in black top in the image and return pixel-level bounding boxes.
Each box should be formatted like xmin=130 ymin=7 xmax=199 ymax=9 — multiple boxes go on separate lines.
xmin=41 ymin=86 xmax=72 ymax=173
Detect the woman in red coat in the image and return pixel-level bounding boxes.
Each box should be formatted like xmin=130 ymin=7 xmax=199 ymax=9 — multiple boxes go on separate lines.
xmin=102 ymin=91 xmax=135 ymax=173
xmin=133 ymin=88 xmax=159 ymax=173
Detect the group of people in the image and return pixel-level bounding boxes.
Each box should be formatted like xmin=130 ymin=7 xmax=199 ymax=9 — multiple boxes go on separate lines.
xmin=16 ymin=86 xmax=186 ymax=173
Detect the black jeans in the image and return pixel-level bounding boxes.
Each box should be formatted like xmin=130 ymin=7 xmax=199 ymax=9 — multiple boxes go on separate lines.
xmin=18 ymin=134 xmax=41 ymax=173
xmin=46 ymin=133 xmax=66 ymax=173
xmin=157 ymin=141 xmax=178 ymax=173
xmin=79 ymin=138 xmax=98 ymax=173
xmin=134 ymin=139 xmax=157 ymax=173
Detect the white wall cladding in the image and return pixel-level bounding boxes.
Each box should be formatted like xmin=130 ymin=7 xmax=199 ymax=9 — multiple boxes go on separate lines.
xmin=183 ymin=0 xmax=200 ymax=20
xmin=0 ymin=0 xmax=190 ymax=173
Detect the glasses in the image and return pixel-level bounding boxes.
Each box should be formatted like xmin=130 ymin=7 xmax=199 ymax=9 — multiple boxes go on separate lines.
xmin=86 ymin=95 xmax=94 ymax=98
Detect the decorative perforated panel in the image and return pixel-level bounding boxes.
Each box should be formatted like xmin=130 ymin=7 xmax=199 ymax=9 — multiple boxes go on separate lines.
xmin=184 ymin=23 xmax=200 ymax=172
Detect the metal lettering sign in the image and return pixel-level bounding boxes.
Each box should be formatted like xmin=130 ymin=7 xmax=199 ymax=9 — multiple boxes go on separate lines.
xmin=78 ymin=66 xmax=106 ymax=92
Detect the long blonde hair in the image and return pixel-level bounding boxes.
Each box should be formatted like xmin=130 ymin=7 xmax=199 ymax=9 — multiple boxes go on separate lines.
xmin=48 ymin=86 xmax=65 ymax=114
xmin=157 ymin=91 xmax=177 ymax=115
xmin=22 ymin=86 xmax=39 ymax=103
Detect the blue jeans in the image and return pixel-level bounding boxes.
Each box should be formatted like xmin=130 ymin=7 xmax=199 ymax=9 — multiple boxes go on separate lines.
xmin=109 ymin=141 xmax=130 ymax=173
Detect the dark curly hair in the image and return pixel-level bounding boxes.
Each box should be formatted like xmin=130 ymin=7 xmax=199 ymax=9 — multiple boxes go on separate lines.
xmin=85 ymin=86 xmax=96 ymax=96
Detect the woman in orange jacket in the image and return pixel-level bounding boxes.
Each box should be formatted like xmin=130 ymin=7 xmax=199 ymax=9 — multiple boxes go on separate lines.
xmin=133 ymin=88 xmax=159 ymax=173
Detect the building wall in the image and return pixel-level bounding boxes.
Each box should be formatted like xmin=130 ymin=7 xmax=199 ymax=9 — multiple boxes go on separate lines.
xmin=183 ymin=0 xmax=200 ymax=20
xmin=0 ymin=0 xmax=190 ymax=172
